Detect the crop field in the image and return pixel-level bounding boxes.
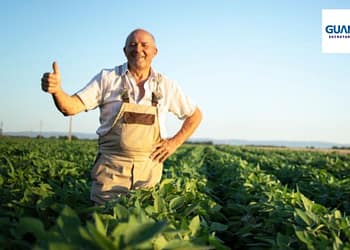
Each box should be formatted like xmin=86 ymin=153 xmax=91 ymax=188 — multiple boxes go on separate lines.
xmin=1 ymin=137 xmax=350 ymax=249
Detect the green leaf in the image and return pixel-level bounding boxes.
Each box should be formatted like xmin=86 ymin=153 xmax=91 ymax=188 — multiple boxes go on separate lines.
xmin=145 ymin=205 xmax=155 ymax=215
xmin=189 ymin=215 xmax=201 ymax=237
xmin=295 ymin=208 xmax=313 ymax=226
xmin=153 ymin=234 xmax=168 ymax=249
xmin=162 ymin=239 xmax=212 ymax=250
xmin=48 ymin=242 xmax=76 ymax=250
xmin=295 ymin=226 xmax=315 ymax=250
xmin=113 ymin=204 xmax=129 ymax=220
xmin=210 ymin=222 xmax=228 ymax=232
xmin=93 ymin=213 xmax=108 ymax=236
xmin=169 ymin=196 xmax=185 ymax=210
xmin=331 ymin=230 xmax=343 ymax=248
xmin=111 ymin=222 xmax=129 ymax=246
xmin=159 ymin=178 xmax=174 ymax=191
xmin=334 ymin=210 xmax=342 ymax=219
xmin=276 ymin=233 xmax=291 ymax=247
xmin=84 ymin=221 xmax=116 ymax=250
xmin=123 ymin=219 xmax=166 ymax=246
xmin=295 ymin=229 xmax=308 ymax=244
xmin=300 ymin=193 xmax=313 ymax=212
xmin=79 ymin=226 xmax=92 ymax=241
xmin=17 ymin=217 xmax=46 ymax=240
xmin=56 ymin=205 xmax=81 ymax=242
xmin=153 ymin=192 xmax=165 ymax=213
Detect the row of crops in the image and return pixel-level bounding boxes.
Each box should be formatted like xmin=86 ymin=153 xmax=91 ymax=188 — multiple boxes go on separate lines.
xmin=0 ymin=137 xmax=350 ymax=249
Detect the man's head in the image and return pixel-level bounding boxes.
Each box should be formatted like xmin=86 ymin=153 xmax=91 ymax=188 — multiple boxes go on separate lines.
xmin=124 ymin=29 xmax=158 ymax=72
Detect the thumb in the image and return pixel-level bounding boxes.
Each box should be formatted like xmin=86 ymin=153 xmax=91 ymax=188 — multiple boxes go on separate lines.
xmin=52 ymin=61 xmax=60 ymax=75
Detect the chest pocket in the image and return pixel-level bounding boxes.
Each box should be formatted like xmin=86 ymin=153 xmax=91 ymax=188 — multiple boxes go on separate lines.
xmin=123 ymin=112 xmax=155 ymax=125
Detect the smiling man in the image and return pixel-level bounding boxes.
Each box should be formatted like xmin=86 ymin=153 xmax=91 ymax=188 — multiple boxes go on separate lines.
xmin=41 ymin=28 xmax=202 ymax=204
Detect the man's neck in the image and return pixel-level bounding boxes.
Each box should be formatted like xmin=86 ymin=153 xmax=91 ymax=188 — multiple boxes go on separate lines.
xmin=128 ymin=67 xmax=150 ymax=84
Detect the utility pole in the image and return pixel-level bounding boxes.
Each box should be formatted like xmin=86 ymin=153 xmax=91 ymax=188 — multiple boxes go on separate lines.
xmin=68 ymin=116 xmax=72 ymax=141
xmin=39 ymin=120 xmax=43 ymax=138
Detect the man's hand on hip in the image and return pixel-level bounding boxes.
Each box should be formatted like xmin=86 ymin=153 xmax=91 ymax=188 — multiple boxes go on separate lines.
xmin=150 ymin=139 xmax=180 ymax=163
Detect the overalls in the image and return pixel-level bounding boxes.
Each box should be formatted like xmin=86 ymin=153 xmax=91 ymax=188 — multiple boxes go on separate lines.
xmin=90 ymin=67 xmax=163 ymax=204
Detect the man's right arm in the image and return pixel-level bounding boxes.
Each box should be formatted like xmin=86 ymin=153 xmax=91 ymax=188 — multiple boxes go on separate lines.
xmin=52 ymin=91 xmax=86 ymax=116
xmin=41 ymin=62 xmax=86 ymax=116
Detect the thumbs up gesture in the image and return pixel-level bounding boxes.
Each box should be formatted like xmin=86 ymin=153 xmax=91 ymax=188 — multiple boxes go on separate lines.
xmin=41 ymin=61 xmax=62 ymax=94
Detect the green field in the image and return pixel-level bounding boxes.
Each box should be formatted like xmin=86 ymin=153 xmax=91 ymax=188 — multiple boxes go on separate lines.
xmin=1 ymin=137 xmax=350 ymax=249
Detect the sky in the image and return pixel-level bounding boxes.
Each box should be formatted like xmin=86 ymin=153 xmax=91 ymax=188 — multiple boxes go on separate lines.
xmin=1 ymin=0 xmax=350 ymax=144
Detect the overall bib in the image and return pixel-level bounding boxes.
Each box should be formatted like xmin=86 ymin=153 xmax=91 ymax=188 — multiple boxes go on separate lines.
xmin=91 ymin=69 xmax=163 ymax=204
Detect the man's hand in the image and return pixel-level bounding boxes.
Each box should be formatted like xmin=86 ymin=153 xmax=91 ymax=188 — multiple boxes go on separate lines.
xmin=150 ymin=107 xmax=202 ymax=163
xmin=150 ymin=139 xmax=180 ymax=163
xmin=40 ymin=62 xmax=85 ymax=116
xmin=41 ymin=61 xmax=62 ymax=94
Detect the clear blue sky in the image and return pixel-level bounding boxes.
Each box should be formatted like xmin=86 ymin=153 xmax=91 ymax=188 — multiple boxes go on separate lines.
xmin=1 ymin=1 xmax=350 ymax=144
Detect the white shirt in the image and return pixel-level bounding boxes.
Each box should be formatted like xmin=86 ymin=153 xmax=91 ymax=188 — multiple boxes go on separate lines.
xmin=76 ymin=63 xmax=196 ymax=138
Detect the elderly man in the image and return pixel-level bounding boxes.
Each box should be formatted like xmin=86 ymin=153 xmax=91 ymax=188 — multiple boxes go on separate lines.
xmin=41 ymin=28 xmax=202 ymax=204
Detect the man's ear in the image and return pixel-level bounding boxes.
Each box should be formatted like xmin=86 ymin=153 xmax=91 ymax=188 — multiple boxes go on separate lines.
xmin=123 ymin=47 xmax=127 ymax=55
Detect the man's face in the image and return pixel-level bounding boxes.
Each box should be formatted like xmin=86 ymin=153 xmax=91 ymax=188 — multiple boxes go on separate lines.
xmin=124 ymin=30 xmax=158 ymax=71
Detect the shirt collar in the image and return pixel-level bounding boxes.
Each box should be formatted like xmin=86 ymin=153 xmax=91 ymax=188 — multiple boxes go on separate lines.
xmin=120 ymin=62 xmax=157 ymax=80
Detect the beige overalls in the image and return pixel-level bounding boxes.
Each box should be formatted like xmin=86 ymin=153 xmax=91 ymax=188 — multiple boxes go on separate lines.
xmin=91 ymin=68 xmax=163 ymax=204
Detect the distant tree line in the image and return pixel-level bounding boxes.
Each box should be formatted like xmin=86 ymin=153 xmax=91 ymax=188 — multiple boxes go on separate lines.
xmin=245 ymin=144 xmax=287 ymax=148
xmin=185 ymin=140 xmax=213 ymax=145
xmin=36 ymin=135 xmax=79 ymax=140
xmin=332 ymin=146 xmax=350 ymax=150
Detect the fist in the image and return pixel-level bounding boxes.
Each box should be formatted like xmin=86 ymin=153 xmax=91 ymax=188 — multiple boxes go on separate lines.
xmin=41 ymin=62 xmax=61 ymax=94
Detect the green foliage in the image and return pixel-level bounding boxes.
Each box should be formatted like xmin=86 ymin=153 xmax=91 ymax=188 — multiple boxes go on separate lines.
xmin=1 ymin=137 xmax=350 ymax=249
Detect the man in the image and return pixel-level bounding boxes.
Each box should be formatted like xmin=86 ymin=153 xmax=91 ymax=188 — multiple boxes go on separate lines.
xmin=41 ymin=29 xmax=202 ymax=204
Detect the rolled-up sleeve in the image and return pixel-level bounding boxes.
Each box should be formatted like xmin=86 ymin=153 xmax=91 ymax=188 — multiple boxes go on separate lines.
xmin=76 ymin=71 xmax=103 ymax=111
xmin=166 ymin=80 xmax=196 ymax=120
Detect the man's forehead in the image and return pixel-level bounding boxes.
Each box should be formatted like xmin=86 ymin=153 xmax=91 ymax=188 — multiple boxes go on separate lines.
xmin=130 ymin=34 xmax=152 ymax=41
xmin=126 ymin=30 xmax=155 ymax=44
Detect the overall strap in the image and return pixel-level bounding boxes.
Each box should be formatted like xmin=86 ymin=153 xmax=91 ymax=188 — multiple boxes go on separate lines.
xmin=151 ymin=73 xmax=163 ymax=107
xmin=118 ymin=65 xmax=129 ymax=103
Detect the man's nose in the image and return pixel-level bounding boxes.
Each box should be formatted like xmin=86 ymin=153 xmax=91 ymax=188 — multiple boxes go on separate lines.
xmin=135 ymin=43 xmax=143 ymax=52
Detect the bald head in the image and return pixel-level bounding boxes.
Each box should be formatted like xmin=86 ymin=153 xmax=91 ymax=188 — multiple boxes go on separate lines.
xmin=124 ymin=29 xmax=156 ymax=48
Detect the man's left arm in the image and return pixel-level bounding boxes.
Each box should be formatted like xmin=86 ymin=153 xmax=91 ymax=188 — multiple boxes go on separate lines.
xmin=150 ymin=107 xmax=202 ymax=163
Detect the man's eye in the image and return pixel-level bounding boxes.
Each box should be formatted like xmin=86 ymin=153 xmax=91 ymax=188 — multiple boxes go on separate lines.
xmin=128 ymin=42 xmax=151 ymax=48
